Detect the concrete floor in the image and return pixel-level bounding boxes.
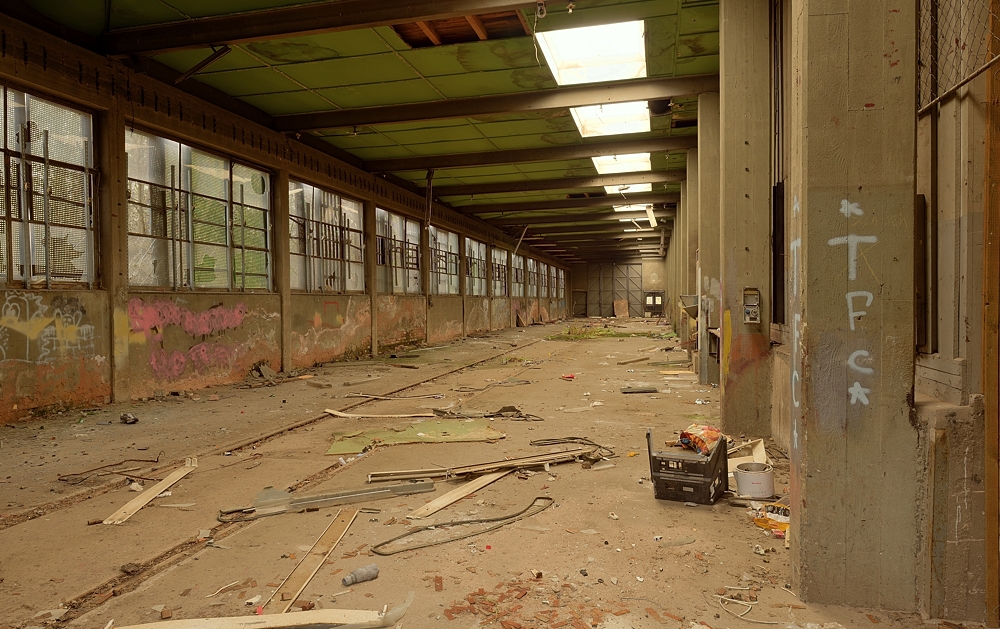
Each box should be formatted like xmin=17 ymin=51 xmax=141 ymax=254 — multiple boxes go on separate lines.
xmin=0 ymin=321 xmax=922 ymax=629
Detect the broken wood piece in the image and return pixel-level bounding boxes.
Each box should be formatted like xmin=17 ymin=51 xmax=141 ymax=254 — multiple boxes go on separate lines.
xmin=388 ymin=363 xmax=419 ymax=370
xmin=103 ymin=458 xmax=197 ymax=525
xmin=620 ymin=387 xmax=658 ymax=394
xmin=367 ymin=447 xmax=597 ymax=482
xmin=326 ymin=409 xmax=434 ymax=419
xmin=408 ymin=471 xmax=511 ymax=519
xmin=264 ymin=509 xmax=358 ymax=614
xmin=617 ymin=357 xmax=649 ymax=365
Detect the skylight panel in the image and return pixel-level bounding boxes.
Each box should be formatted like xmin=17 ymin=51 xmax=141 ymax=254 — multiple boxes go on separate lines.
xmin=536 ymin=21 xmax=647 ymax=86
xmin=592 ymin=153 xmax=651 ymax=175
xmin=605 ymin=183 xmax=653 ymax=194
xmin=571 ymin=101 xmax=650 ymax=137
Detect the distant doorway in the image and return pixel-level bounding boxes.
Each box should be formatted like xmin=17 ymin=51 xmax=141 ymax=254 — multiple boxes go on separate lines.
xmin=572 ymin=291 xmax=587 ymax=317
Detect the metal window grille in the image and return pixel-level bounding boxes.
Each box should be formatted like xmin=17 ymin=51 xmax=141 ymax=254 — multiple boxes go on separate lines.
xmin=429 ymin=225 xmax=460 ymax=295
xmin=492 ymin=248 xmax=508 ymax=297
xmin=918 ymin=0 xmax=1000 ymax=112
xmin=289 ymin=181 xmax=364 ymax=293
xmin=526 ymin=258 xmax=538 ymax=298
xmin=465 ymin=237 xmax=488 ymax=296
xmin=558 ymin=269 xmax=565 ymax=299
xmin=376 ymin=208 xmax=420 ymax=294
xmin=1 ymin=87 xmax=96 ymax=287
xmin=126 ymin=129 xmax=271 ymax=290
xmin=511 ymin=254 xmax=525 ymax=297
xmin=539 ymin=262 xmax=549 ymax=298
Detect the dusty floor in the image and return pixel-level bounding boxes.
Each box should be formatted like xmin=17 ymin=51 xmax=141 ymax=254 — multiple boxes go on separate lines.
xmin=0 ymin=320 xmax=925 ymax=629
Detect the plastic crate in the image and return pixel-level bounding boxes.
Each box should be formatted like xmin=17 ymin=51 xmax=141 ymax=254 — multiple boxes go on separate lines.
xmin=646 ymin=429 xmax=728 ymax=505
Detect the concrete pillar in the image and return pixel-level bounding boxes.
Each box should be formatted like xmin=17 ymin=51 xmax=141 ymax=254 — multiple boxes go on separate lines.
xmin=686 ymin=149 xmax=700 ymax=362
xmin=363 ymin=199 xmax=378 ymax=357
xmin=787 ymin=0 xmax=918 ymax=610
xmin=98 ymin=106 xmax=130 ymax=401
xmin=679 ymin=179 xmax=689 ymax=341
xmin=421 ymin=219 xmax=431 ymax=344
xmin=698 ymin=93 xmax=722 ymax=385
xmin=459 ymin=235 xmax=467 ymax=337
xmin=271 ymin=169 xmax=292 ymax=372
xmin=719 ymin=0 xmax=772 ymax=436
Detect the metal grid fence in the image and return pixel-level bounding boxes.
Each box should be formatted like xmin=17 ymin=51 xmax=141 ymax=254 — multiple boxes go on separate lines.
xmin=919 ymin=0 xmax=1000 ymax=112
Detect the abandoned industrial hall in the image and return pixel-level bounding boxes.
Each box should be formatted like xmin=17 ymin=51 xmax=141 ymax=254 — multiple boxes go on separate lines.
xmin=0 ymin=0 xmax=996 ymax=628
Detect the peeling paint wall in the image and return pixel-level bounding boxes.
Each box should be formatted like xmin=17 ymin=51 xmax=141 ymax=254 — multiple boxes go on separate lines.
xmin=491 ymin=298 xmax=510 ymax=331
xmin=0 ymin=290 xmax=111 ymax=422
xmin=510 ymin=298 xmax=528 ymax=327
xmin=126 ymin=293 xmax=280 ymax=397
xmin=427 ymin=296 xmax=464 ymax=345
xmin=465 ymin=297 xmax=490 ymax=336
xmin=290 ymin=295 xmax=371 ymax=368
xmin=378 ymin=295 xmax=427 ymax=349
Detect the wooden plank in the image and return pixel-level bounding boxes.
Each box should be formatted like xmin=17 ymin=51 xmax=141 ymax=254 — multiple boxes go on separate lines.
xmin=103 ymin=458 xmax=197 ymax=525
xmin=617 ymin=357 xmax=649 ymax=365
xmin=326 ymin=409 xmax=435 ymax=419
xmin=985 ymin=2 xmax=1000 ymax=624
xmin=416 ymin=21 xmax=442 ymax=45
xmin=264 ymin=509 xmax=358 ymax=613
xmin=114 ymin=607 xmax=382 ymax=629
xmin=466 ymin=14 xmax=488 ymax=40
xmin=367 ymin=446 xmax=595 ymax=482
xmin=613 ymin=299 xmax=629 ymax=318
xmin=408 ymin=471 xmax=510 ymax=519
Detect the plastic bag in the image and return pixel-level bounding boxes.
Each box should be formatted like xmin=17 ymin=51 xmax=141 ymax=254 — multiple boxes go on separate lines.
xmin=679 ymin=424 xmax=722 ymax=455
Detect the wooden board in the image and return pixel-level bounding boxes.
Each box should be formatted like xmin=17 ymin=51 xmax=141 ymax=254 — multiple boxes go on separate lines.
xmin=617 ymin=357 xmax=649 ymax=365
xmin=613 ymin=299 xmax=629 ymax=318
xmin=367 ymin=446 xmax=595 ymax=482
xmin=326 ymin=409 xmax=435 ymax=419
xmin=264 ymin=509 xmax=358 ymax=613
xmin=114 ymin=607 xmax=382 ymax=629
xmin=408 ymin=471 xmax=510 ymax=519
xmin=103 ymin=458 xmax=197 ymax=525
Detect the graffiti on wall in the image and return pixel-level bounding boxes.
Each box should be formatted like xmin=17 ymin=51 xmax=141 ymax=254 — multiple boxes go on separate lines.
xmin=128 ymin=298 xmax=247 ymax=380
xmin=0 ymin=292 xmax=95 ymax=363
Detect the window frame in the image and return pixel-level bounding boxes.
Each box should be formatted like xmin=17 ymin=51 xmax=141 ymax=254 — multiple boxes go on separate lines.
xmin=491 ymin=247 xmax=508 ymax=297
xmin=289 ymin=179 xmax=364 ymax=294
xmin=376 ymin=207 xmax=421 ymax=295
xmin=429 ymin=225 xmax=460 ymax=295
xmin=511 ymin=254 xmax=525 ymax=297
xmin=465 ymin=237 xmax=488 ymax=296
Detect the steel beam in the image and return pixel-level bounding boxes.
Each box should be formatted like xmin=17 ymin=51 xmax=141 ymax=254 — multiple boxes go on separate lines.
xmin=275 ymin=76 xmax=717 ymax=130
xmin=102 ymin=0 xmax=533 ymax=56
xmin=461 ymin=191 xmax=678 ymax=214
xmin=526 ymin=223 xmax=665 ymax=235
xmin=364 ymin=137 xmax=698 ymax=172
xmin=432 ymin=170 xmax=685 ymax=197
xmin=487 ymin=209 xmax=675 ymax=226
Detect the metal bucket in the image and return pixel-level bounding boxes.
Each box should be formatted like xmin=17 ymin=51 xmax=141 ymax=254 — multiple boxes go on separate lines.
xmin=733 ymin=462 xmax=775 ymax=498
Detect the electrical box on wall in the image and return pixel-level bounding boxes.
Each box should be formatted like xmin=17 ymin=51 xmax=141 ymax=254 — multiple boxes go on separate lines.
xmin=743 ymin=288 xmax=761 ymax=324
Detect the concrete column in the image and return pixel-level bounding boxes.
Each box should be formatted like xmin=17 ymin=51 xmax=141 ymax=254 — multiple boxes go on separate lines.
xmin=98 ymin=106 xmax=130 ymax=401
xmin=698 ymin=93 xmax=722 ymax=385
xmin=787 ymin=0 xmax=918 ymax=610
xmin=719 ymin=0 xmax=772 ymax=436
xmin=459 ymin=234 xmax=467 ymax=337
xmin=421 ymin=220 xmax=431 ymax=344
xmin=686 ymin=149 xmax=700 ymax=363
xmin=363 ymin=199 xmax=378 ymax=357
xmin=271 ymin=169 xmax=292 ymax=372
xmin=678 ymin=179 xmax=689 ymax=338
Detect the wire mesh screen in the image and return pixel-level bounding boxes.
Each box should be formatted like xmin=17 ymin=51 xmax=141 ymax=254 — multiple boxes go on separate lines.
xmin=919 ymin=0 xmax=1000 ymax=109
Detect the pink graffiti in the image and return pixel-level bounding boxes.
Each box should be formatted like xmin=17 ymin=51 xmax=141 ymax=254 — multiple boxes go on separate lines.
xmin=149 ymin=342 xmax=239 ymax=380
xmin=129 ymin=298 xmax=248 ymax=341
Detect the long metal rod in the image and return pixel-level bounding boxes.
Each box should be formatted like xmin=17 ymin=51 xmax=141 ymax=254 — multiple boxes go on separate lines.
xmin=173 ymin=45 xmax=231 ymax=84
xmin=42 ymin=130 xmax=51 ymax=289
xmin=919 ymin=52 xmax=1000 ymax=116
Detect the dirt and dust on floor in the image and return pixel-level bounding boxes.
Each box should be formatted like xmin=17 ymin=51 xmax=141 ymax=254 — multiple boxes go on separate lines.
xmin=0 ymin=320 xmax=924 ymax=629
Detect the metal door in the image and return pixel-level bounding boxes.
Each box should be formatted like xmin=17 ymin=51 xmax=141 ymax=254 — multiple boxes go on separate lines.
xmin=572 ymin=290 xmax=588 ymax=317
xmin=587 ymin=263 xmax=643 ymax=317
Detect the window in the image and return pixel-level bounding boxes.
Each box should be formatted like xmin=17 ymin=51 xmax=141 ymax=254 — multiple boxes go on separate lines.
xmin=376 ymin=208 xmax=420 ymax=294
xmin=1 ymin=86 xmax=96 ymax=286
xmin=527 ymin=258 xmax=538 ymax=298
xmin=511 ymin=254 xmax=525 ymax=297
xmin=558 ymin=268 xmax=565 ymax=299
xmin=289 ymin=181 xmax=363 ymax=293
xmin=465 ymin=237 xmax=487 ymax=296
xmin=540 ymin=262 xmax=549 ymax=298
xmin=491 ymin=248 xmax=508 ymax=297
xmin=429 ymin=225 xmax=459 ymax=295
xmin=126 ymin=130 xmax=270 ymax=290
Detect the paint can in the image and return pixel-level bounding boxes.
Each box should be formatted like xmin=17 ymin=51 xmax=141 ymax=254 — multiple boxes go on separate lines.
xmin=732 ymin=462 xmax=775 ymax=499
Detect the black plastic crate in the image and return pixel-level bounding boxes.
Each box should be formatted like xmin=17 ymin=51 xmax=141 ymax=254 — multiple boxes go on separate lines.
xmin=646 ymin=429 xmax=728 ymax=505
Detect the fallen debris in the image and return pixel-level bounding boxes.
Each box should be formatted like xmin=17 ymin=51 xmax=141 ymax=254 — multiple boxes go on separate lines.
xmin=326 ymin=419 xmax=505 ymax=455
xmin=325 ymin=409 xmax=434 ymax=419
xmin=367 ymin=447 xmax=597 ymax=482
xmin=219 ymin=480 xmax=434 ymax=522
xmin=342 ymin=564 xmax=379 ymax=586
xmin=119 ymin=413 xmax=139 ymax=425
xmin=408 ymin=470 xmax=511 ymax=519
xmin=103 ymin=458 xmax=198 ymax=525
xmin=434 ymin=405 xmax=543 ymax=422
xmin=617 ymin=357 xmax=649 ymax=365
xmin=621 ymin=387 xmax=658 ymax=394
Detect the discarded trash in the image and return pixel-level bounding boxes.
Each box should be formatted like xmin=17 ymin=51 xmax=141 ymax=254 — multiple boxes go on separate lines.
xmin=590 ymin=460 xmax=616 ymax=471
xmin=560 ymin=374 xmax=576 ymax=380
xmin=753 ymin=502 xmax=791 ymax=532
xmin=245 ymin=595 xmax=262 ymax=606
xmin=609 ymin=512 xmax=619 ymax=520
xmin=733 ymin=462 xmax=775 ymax=498
xmin=119 ymin=413 xmax=139 ymax=425
xmin=326 ymin=419 xmax=504 ymax=455
xmin=694 ymin=398 xmax=709 ymax=405
xmin=659 ymin=537 xmax=695 ymax=547
xmin=128 ymin=482 xmax=144 ymax=492
xmin=679 ymin=424 xmax=723 ymax=456
xmin=617 ymin=357 xmax=649 ymax=365
xmin=621 ymin=387 xmax=657 ymax=394
xmin=342 ymin=564 xmax=379 ymax=586
xmin=754 ymin=544 xmax=767 ymax=555
xmin=219 ymin=480 xmax=433 ymax=522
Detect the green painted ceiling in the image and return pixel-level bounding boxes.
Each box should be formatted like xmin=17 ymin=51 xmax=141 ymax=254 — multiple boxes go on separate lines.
xmin=22 ymin=0 xmax=718 ymax=256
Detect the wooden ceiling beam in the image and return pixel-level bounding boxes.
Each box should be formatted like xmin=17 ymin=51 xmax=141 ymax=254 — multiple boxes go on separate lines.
xmin=366 ymin=137 xmax=696 ymax=172
xmin=431 ymin=170 xmax=684 ymax=197
xmin=277 ymin=75 xmax=717 ymax=130
xmin=101 ymin=0 xmax=535 ymax=56
xmin=466 ymin=14 xmax=489 ymax=39
xmin=416 ymin=21 xmax=443 ymax=45
xmin=460 ymin=191 xmax=678 ymax=214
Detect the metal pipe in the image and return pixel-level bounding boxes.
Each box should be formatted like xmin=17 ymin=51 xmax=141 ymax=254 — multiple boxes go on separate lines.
xmin=42 ymin=130 xmax=51 ymax=289
xmin=171 ymin=165 xmax=178 ymax=290
xmin=918 ymin=52 xmax=1000 ymax=116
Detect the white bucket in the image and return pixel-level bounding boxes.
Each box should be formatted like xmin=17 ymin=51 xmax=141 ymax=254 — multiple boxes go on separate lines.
xmin=733 ymin=462 xmax=775 ymax=498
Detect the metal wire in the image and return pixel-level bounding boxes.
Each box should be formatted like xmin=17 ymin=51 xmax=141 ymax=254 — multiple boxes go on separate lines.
xmin=919 ymin=0 xmax=1000 ymax=110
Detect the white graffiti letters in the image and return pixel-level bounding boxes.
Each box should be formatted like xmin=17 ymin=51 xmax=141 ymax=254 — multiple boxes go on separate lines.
xmin=848 ymin=350 xmax=874 ymax=375
xmin=827 ymin=234 xmax=879 ymax=281
xmin=848 ymin=381 xmax=872 ymax=405
xmin=846 ymin=291 xmax=874 ymax=331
